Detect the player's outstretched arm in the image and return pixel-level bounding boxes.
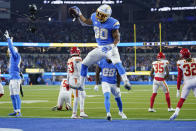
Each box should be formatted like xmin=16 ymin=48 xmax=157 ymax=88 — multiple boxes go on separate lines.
xmin=69 ymin=6 xmax=92 ymax=25
xmin=112 ymin=29 xmax=120 ymax=46
xmin=150 ymin=67 xmax=154 ymax=80
xmin=4 ymin=31 xmax=17 ymax=58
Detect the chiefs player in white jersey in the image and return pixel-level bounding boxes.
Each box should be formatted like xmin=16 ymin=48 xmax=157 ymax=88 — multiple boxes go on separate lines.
xmin=170 ymin=48 xmax=196 ymax=120
xmin=0 ymin=68 xmax=4 ymax=98
xmin=149 ymin=52 xmax=175 ymax=112
xmin=68 ymin=47 xmax=91 ymax=119
xmin=51 ymin=79 xmax=72 ymax=111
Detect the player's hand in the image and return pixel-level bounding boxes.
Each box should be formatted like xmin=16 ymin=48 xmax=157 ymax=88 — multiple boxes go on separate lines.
xmin=4 ymin=30 xmax=10 ymax=39
xmin=94 ymin=85 xmax=99 ymax=92
xmin=176 ymin=90 xmax=180 ymax=98
xmin=69 ymin=6 xmax=82 ymax=18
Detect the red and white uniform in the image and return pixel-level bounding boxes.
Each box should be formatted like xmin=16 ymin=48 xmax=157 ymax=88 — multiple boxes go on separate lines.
xmin=177 ymin=58 xmax=196 ymax=99
xmin=0 ymin=68 xmax=4 ymax=95
xmin=67 ymin=56 xmax=86 ymax=114
xmin=152 ymin=60 xmax=169 ymax=93
xmin=57 ymin=79 xmax=72 ymax=108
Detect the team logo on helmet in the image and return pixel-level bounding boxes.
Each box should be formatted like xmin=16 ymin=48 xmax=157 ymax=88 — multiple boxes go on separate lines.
xmin=157 ymin=52 xmax=166 ymax=60
xmin=96 ymin=4 xmax=112 ymax=22
xmin=70 ymin=47 xmax=80 ymax=56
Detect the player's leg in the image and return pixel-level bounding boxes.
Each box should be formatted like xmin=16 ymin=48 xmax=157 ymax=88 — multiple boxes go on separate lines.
xmin=52 ymin=92 xmax=64 ymax=111
xmin=80 ymin=47 xmax=104 ymax=89
xmin=102 ymin=82 xmax=112 ymax=121
xmin=71 ymin=89 xmax=79 ymax=118
xmin=170 ymin=83 xmax=191 ymax=120
xmin=106 ymin=46 xmax=131 ymax=90
xmin=65 ymin=91 xmax=72 ymax=111
xmin=111 ymin=85 xmax=127 ymax=119
xmin=161 ymin=81 xmax=175 ymax=112
xmin=149 ymin=80 xmax=158 ymax=112
xmin=79 ymin=90 xmax=88 ymax=117
xmin=0 ymin=83 xmax=4 ymax=98
xmin=9 ymin=80 xmax=21 ymax=117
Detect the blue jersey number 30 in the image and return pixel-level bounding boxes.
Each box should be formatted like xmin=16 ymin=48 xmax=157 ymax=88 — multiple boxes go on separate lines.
xmin=94 ymin=26 xmax=108 ymax=40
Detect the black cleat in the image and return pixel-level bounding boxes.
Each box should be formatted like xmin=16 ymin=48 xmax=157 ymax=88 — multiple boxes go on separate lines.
xmin=106 ymin=113 xmax=112 ymax=121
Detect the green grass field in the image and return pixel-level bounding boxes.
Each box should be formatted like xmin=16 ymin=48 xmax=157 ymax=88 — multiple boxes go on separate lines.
xmin=0 ymin=85 xmax=196 ymax=120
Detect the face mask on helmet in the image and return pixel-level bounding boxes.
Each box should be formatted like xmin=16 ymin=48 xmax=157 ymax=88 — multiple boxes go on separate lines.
xmin=96 ymin=4 xmax=112 ymax=22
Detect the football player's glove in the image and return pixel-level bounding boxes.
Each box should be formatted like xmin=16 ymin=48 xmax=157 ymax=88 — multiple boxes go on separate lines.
xmin=69 ymin=6 xmax=82 ymax=19
xmin=4 ymin=30 xmax=10 ymax=39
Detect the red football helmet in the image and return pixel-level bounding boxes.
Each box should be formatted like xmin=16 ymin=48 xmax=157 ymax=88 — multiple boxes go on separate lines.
xmin=70 ymin=47 xmax=80 ymax=56
xmin=157 ymin=52 xmax=166 ymax=60
xmin=180 ymin=48 xmax=191 ymax=59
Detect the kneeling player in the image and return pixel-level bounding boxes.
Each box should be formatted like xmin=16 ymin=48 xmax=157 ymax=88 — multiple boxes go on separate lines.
xmin=170 ymin=48 xmax=196 ymax=120
xmin=95 ymin=58 xmax=128 ymax=121
xmin=51 ymin=79 xmax=72 ymax=111
xmin=149 ymin=52 xmax=175 ymax=112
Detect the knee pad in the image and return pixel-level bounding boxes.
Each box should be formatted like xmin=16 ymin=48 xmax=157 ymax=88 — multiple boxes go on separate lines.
xmin=81 ymin=64 xmax=88 ymax=77
xmin=114 ymin=63 xmax=126 ymax=75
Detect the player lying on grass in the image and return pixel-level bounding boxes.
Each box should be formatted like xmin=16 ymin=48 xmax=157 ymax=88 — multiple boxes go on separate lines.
xmin=51 ymin=79 xmax=72 ymax=111
xmin=149 ymin=52 xmax=175 ymax=112
xmin=69 ymin=4 xmax=131 ymax=93
xmin=95 ymin=58 xmax=128 ymax=121
xmin=170 ymin=48 xmax=196 ymax=120
xmin=4 ymin=30 xmax=22 ymax=117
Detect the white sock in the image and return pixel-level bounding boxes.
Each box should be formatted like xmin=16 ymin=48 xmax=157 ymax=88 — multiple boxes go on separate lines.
xmin=73 ymin=97 xmax=79 ymax=114
xmin=80 ymin=91 xmax=86 ymax=112
xmin=175 ymin=107 xmax=180 ymax=115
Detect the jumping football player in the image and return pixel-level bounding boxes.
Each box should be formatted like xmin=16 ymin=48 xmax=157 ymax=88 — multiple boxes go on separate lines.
xmin=51 ymin=79 xmax=72 ymax=111
xmin=149 ymin=52 xmax=175 ymax=112
xmin=95 ymin=58 xmax=128 ymax=121
xmin=4 ymin=30 xmax=22 ymax=117
xmin=170 ymin=48 xmax=196 ymax=120
xmin=68 ymin=47 xmax=91 ymax=118
xmin=0 ymin=68 xmax=4 ymax=98
xmin=69 ymin=4 xmax=131 ymax=92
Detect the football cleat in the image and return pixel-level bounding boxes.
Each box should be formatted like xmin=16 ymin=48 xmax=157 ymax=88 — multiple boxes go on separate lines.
xmin=118 ymin=112 xmax=127 ymax=119
xmin=71 ymin=114 xmax=78 ymax=119
xmin=106 ymin=112 xmax=112 ymax=121
xmin=8 ymin=112 xmax=17 ymax=116
xmin=168 ymin=108 xmax=175 ymax=112
xmin=65 ymin=104 xmax=72 ymax=111
xmin=169 ymin=113 xmax=178 ymax=120
xmin=148 ymin=108 xmax=156 ymax=112
xmin=51 ymin=106 xmax=58 ymax=111
xmin=16 ymin=112 xmax=22 ymax=117
xmin=124 ymin=81 xmax=131 ymax=90
xmin=80 ymin=112 xmax=88 ymax=118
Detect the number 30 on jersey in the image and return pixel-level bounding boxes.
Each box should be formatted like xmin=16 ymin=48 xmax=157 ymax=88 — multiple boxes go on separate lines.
xmin=94 ymin=26 xmax=108 ymax=40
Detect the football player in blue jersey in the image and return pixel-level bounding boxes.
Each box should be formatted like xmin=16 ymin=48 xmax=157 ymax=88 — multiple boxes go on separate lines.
xmin=69 ymin=4 xmax=131 ymax=92
xmin=4 ymin=31 xmax=22 ymax=117
xmin=95 ymin=58 xmax=127 ymax=121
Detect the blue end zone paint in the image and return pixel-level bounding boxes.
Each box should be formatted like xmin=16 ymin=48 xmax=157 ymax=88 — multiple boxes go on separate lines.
xmin=0 ymin=118 xmax=196 ymax=131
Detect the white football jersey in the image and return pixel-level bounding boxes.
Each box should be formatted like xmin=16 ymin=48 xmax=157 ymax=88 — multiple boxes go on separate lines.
xmin=177 ymin=58 xmax=196 ymax=81
xmin=60 ymin=79 xmax=70 ymax=92
xmin=67 ymin=56 xmax=82 ymax=80
xmin=152 ymin=59 xmax=169 ymax=78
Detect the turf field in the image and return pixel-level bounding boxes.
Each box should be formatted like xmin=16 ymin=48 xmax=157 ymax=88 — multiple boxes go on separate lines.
xmin=0 ymin=85 xmax=196 ymax=120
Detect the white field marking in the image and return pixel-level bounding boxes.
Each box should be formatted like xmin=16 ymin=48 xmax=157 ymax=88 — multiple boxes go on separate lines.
xmin=86 ymin=95 xmax=102 ymax=97
xmin=0 ymin=128 xmax=23 ymax=131
xmin=0 ymin=100 xmax=48 ymax=104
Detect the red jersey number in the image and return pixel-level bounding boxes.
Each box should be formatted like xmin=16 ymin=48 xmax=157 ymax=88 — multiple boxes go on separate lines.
xmin=62 ymin=80 xmax=69 ymax=91
xmin=154 ymin=63 xmax=164 ymax=73
xmin=183 ymin=63 xmax=196 ymax=76
xmin=68 ymin=62 xmax=74 ymax=73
